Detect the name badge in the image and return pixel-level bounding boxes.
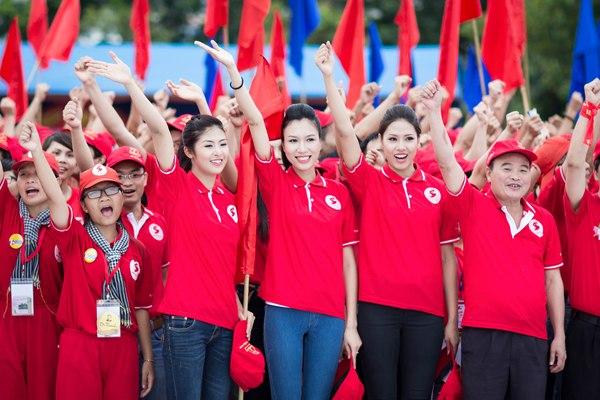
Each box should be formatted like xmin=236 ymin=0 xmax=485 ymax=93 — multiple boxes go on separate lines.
xmin=11 ymin=278 xmax=34 ymax=316
xmin=96 ymin=299 xmax=121 ymax=338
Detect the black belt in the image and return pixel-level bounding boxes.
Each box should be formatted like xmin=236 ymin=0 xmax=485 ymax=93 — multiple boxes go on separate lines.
xmin=573 ymin=310 xmax=600 ymax=326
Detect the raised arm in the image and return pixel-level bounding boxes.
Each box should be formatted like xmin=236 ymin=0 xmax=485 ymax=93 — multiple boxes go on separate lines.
xmin=167 ymin=79 xmax=211 ymax=115
xmin=0 ymin=97 xmax=16 ymax=137
xmin=564 ymin=79 xmax=600 ymax=209
xmin=63 ymin=99 xmax=94 ymax=171
xmin=464 ymin=102 xmax=491 ymax=161
xmin=196 ymin=40 xmax=271 ymax=160
xmin=420 ymin=80 xmax=465 ymax=193
xmin=87 ymin=52 xmax=174 ymax=170
xmin=315 ymin=42 xmax=361 ymax=168
xmin=19 ymin=122 xmax=69 ymax=228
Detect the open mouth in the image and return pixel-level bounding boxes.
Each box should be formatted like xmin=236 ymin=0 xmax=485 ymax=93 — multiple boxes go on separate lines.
xmin=295 ymin=155 xmax=312 ymax=163
xmin=25 ymin=188 xmax=40 ymax=197
xmin=210 ymin=158 xmax=224 ymax=167
xmin=100 ymin=206 xmax=114 ymax=217
xmin=394 ymin=154 xmax=408 ymax=161
xmin=507 ymin=183 xmax=522 ymax=190
xmin=122 ymin=188 xmax=136 ymax=196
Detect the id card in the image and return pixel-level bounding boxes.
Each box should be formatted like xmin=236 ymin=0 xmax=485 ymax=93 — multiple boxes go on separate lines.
xmin=11 ymin=278 xmax=34 ymax=316
xmin=96 ymin=299 xmax=121 ymax=338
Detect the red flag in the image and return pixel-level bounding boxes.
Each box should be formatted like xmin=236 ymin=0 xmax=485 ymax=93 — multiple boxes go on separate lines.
xmin=204 ymin=0 xmax=228 ymax=38
xmin=130 ymin=0 xmax=151 ymax=80
xmin=481 ymin=0 xmax=526 ymax=90
xmin=460 ymin=0 xmax=482 ymax=23
xmin=395 ymin=0 xmax=420 ymax=77
xmin=237 ymin=0 xmax=270 ymax=71
xmin=39 ymin=0 xmax=80 ymax=69
xmin=0 ymin=18 xmax=28 ymax=119
xmin=209 ymin=67 xmax=225 ymax=112
xmin=236 ymin=57 xmax=285 ymax=278
xmin=270 ymin=11 xmax=291 ymax=106
xmin=437 ymin=0 xmax=461 ymax=120
xmin=332 ymin=0 xmax=366 ymax=107
xmin=27 ymin=0 xmax=48 ymax=59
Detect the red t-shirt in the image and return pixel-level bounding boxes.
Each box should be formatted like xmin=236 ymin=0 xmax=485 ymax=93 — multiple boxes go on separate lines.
xmin=563 ymin=190 xmax=600 ymax=317
xmin=0 ymin=178 xmax=63 ymax=312
xmin=51 ymin=208 xmax=153 ymax=336
xmin=450 ymin=178 xmax=563 ymax=339
xmin=342 ymin=156 xmax=459 ymax=317
xmin=154 ymin=159 xmax=239 ymax=329
xmin=66 ymin=186 xmax=84 ymax=224
xmin=142 ymin=153 xmax=163 ymax=213
xmin=255 ymin=151 xmax=358 ymax=319
xmin=121 ymin=207 xmax=169 ymax=319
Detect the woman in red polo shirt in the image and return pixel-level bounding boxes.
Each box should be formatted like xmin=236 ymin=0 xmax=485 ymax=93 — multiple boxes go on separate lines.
xmin=316 ymin=42 xmax=460 ymax=400
xmin=18 ymin=121 xmax=155 ymax=400
xmin=199 ymin=40 xmax=361 ymax=400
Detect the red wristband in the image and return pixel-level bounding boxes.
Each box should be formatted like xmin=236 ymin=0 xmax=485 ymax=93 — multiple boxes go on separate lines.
xmin=580 ymin=102 xmax=598 ymax=145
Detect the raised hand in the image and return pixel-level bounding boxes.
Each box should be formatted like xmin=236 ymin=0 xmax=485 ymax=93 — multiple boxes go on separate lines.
xmin=488 ymin=79 xmax=506 ymax=102
xmin=194 ymin=40 xmax=236 ymax=69
xmin=584 ymin=78 xmax=600 ymax=105
xmin=35 ymin=83 xmax=50 ymax=101
xmin=566 ymin=91 xmax=583 ymax=116
xmin=0 ymin=97 xmax=16 ymax=117
xmin=86 ymin=52 xmax=134 ymax=85
xmin=315 ymin=41 xmax=335 ymax=77
xmin=74 ymin=57 xmax=95 ymax=84
xmin=365 ymin=148 xmax=385 ymax=167
xmin=19 ymin=121 xmax=41 ymax=152
xmin=506 ymin=111 xmax=525 ymax=134
xmin=153 ymin=89 xmax=169 ymax=111
xmin=167 ymin=79 xmax=205 ymax=103
xmin=227 ymin=99 xmax=245 ymax=128
xmin=359 ymin=82 xmax=381 ymax=104
xmin=419 ymin=80 xmax=444 ymax=112
xmin=393 ymin=75 xmax=412 ymax=99
xmin=63 ymin=99 xmax=83 ymax=130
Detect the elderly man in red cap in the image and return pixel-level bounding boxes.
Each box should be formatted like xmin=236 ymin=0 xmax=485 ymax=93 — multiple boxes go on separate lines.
xmin=421 ymin=79 xmax=566 ymax=400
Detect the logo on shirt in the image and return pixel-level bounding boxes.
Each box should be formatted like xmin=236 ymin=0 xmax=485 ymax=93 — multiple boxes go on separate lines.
xmin=148 ymin=223 xmax=164 ymax=241
xmin=130 ymin=260 xmax=141 ymax=281
xmin=325 ymin=195 xmax=342 ymax=210
xmin=92 ymin=164 xmax=108 ymax=176
xmin=54 ymin=245 xmax=62 ymax=263
xmin=227 ymin=205 xmax=238 ymax=223
xmin=8 ymin=233 xmax=23 ymax=249
xmin=424 ymin=187 xmax=442 ymax=205
xmin=84 ymin=248 xmax=98 ymax=263
xmin=528 ymin=219 xmax=544 ymax=238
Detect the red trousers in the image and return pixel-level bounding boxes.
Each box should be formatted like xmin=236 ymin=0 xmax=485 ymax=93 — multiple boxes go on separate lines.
xmin=56 ymin=328 xmax=139 ymax=400
xmin=0 ymin=295 xmax=61 ymax=400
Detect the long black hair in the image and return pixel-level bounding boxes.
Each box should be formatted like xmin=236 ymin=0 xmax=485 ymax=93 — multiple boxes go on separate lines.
xmin=177 ymin=114 xmax=225 ymax=172
xmin=280 ymin=104 xmax=322 ymax=169
xmin=378 ymin=105 xmax=421 ymax=138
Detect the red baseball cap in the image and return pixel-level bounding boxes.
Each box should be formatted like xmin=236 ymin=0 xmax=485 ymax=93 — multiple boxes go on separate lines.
xmin=12 ymin=152 xmax=59 ymax=176
xmin=84 ymin=130 xmax=113 ymax=159
xmin=79 ymin=164 xmax=121 ymax=194
xmin=486 ymin=139 xmax=537 ymax=166
xmin=229 ymin=320 xmax=265 ymax=392
xmin=107 ymin=146 xmax=145 ymax=169
xmin=534 ymin=134 xmax=571 ymax=177
xmin=315 ymin=110 xmax=334 ymax=128
xmin=331 ymin=358 xmax=364 ymax=400
xmin=167 ymin=114 xmax=193 ymax=132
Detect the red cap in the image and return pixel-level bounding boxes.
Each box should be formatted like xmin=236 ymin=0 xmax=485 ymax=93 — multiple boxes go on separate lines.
xmin=84 ymin=130 xmax=113 ymax=159
xmin=534 ymin=134 xmax=571 ymax=177
xmin=13 ymin=152 xmax=59 ymax=175
xmin=107 ymin=146 xmax=145 ymax=168
xmin=79 ymin=164 xmax=121 ymax=193
xmin=332 ymin=358 xmax=365 ymax=400
xmin=486 ymin=139 xmax=537 ymax=166
xmin=229 ymin=320 xmax=265 ymax=392
xmin=167 ymin=114 xmax=193 ymax=132
xmin=315 ymin=110 xmax=334 ymax=128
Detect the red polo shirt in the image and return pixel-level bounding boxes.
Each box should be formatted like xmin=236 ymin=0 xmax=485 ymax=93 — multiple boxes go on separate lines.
xmin=121 ymin=207 xmax=169 ymax=319
xmin=450 ymin=177 xmax=563 ymax=340
xmin=563 ymin=190 xmax=600 ymax=317
xmin=154 ymin=159 xmax=239 ymax=330
xmin=255 ymin=151 xmax=358 ymax=319
xmin=51 ymin=208 xmax=153 ymax=336
xmin=342 ymin=156 xmax=459 ymax=317
xmin=66 ymin=187 xmax=84 ymax=224
xmin=0 ymin=179 xmax=63 ymax=312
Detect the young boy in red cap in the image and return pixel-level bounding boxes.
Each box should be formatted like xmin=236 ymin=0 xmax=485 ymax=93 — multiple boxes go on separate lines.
xmin=422 ymin=79 xmax=566 ymax=399
xmin=561 ymin=78 xmax=600 ymax=399
xmin=0 ymin=149 xmax=63 ymax=400
xmin=17 ymin=121 xmax=155 ymax=400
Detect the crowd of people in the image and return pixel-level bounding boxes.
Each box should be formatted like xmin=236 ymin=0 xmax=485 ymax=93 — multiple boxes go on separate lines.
xmin=0 ymin=39 xmax=599 ymax=400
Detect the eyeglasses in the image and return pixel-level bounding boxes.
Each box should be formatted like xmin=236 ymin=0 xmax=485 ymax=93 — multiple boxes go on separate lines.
xmin=84 ymin=185 xmax=122 ymax=199
xmin=117 ymin=171 xmax=146 ymax=182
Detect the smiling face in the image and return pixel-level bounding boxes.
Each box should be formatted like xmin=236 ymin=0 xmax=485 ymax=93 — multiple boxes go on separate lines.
xmin=487 ymin=153 xmax=533 ymax=203
xmin=282 ymin=119 xmax=321 ymax=172
xmin=113 ymin=161 xmax=147 ymax=209
xmin=184 ymin=126 xmax=229 ymax=176
xmin=82 ymin=181 xmax=124 ymax=227
xmin=381 ymin=119 xmax=419 ymax=176
xmin=46 ymin=141 xmax=77 ymax=180
xmin=16 ymin=164 xmax=49 ymax=207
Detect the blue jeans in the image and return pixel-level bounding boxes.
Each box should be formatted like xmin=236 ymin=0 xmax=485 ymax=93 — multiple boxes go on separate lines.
xmin=163 ymin=315 xmax=233 ymax=400
xmin=140 ymin=326 xmax=167 ymax=400
xmin=264 ymin=305 xmax=345 ymax=400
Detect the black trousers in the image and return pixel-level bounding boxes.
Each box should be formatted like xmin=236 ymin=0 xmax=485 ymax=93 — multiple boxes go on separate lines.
xmin=561 ymin=311 xmax=600 ymax=400
xmin=462 ymin=328 xmax=547 ymax=400
xmin=357 ymin=302 xmax=444 ymax=400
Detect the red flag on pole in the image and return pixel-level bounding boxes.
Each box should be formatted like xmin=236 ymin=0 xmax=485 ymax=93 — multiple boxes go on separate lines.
xmin=27 ymin=0 xmax=48 ymax=59
xmin=204 ymin=0 xmax=228 ymax=38
xmin=236 ymin=57 xmax=285 ymax=279
xmin=270 ymin=11 xmax=291 ymax=107
xmin=130 ymin=0 xmax=151 ymax=80
xmin=332 ymin=0 xmax=365 ymax=107
xmin=39 ymin=0 xmax=80 ymax=69
xmin=437 ymin=0 xmax=461 ymax=120
xmin=1 ymin=18 xmax=28 ymax=119
xmin=460 ymin=0 xmax=482 ymax=23
xmin=209 ymin=68 xmax=225 ymax=112
xmin=481 ymin=0 xmax=526 ymax=90
xmin=237 ymin=0 xmax=270 ymax=71
xmin=395 ymin=0 xmax=420 ymax=78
